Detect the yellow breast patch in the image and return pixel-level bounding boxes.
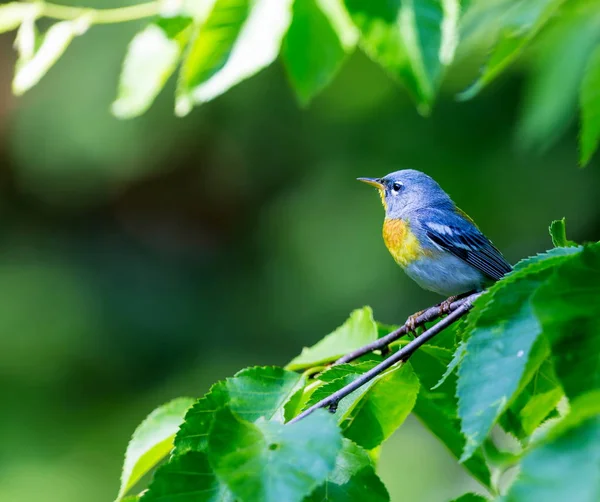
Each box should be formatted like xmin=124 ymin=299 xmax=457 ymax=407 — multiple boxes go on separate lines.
xmin=382 ymin=218 xmax=425 ymax=267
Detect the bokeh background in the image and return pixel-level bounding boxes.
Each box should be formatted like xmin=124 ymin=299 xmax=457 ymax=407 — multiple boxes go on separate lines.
xmin=1 ymin=1 xmax=599 ymax=501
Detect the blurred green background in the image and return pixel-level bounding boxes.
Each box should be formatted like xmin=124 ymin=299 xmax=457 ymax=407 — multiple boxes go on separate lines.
xmin=1 ymin=2 xmax=599 ymax=501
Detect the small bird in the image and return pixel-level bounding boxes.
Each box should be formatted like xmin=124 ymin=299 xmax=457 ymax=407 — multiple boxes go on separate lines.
xmin=358 ymin=170 xmax=511 ymax=302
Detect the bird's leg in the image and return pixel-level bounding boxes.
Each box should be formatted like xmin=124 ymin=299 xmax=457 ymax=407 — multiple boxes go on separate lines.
xmin=406 ymin=309 xmax=426 ymax=336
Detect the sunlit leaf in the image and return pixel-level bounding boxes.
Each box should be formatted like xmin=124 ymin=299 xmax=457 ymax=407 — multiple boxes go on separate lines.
xmin=532 ymin=244 xmax=600 ymax=400
xmin=305 ymin=361 xmax=419 ymax=450
xmin=140 ymin=450 xmax=234 ymax=502
xmin=306 ymin=439 xmax=389 ymax=502
xmin=175 ymin=366 xmax=304 ymax=453
xmin=282 ymin=0 xmax=357 ymax=105
xmin=286 ymin=307 xmax=378 ymax=371
xmin=580 ymin=46 xmax=600 ymax=165
xmin=209 ymin=407 xmax=342 ymax=502
xmin=344 ymin=0 xmax=459 ymax=113
xmin=0 ymin=2 xmax=40 ymax=34
xmin=116 ymin=397 xmax=196 ymax=501
xmin=13 ymin=17 xmax=91 ymax=95
xmin=176 ymin=0 xmax=293 ymax=115
xmin=112 ymin=16 xmax=193 ymax=118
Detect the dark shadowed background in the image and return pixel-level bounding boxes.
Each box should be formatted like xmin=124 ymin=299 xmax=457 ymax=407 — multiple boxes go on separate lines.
xmin=1 ymin=2 xmax=599 ymax=500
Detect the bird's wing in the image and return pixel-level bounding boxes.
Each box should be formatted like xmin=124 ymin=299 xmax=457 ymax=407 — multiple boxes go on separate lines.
xmin=418 ymin=209 xmax=512 ymax=281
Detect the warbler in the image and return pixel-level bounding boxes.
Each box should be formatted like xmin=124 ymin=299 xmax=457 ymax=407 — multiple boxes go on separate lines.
xmin=358 ymin=170 xmax=511 ymax=298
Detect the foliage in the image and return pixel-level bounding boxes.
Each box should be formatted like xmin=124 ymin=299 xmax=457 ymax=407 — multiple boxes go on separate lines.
xmin=2 ymin=0 xmax=600 ymax=163
xmin=108 ymin=219 xmax=600 ymax=501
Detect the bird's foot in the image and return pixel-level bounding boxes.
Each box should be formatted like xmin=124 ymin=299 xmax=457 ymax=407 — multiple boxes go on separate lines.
xmin=439 ymin=295 xmax=460 ymax=315
xmin=406 ymin=309 xmax=426 ymax=335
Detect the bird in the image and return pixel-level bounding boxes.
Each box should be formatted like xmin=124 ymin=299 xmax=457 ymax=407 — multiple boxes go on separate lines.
xmin=358 ymin=169 xmax=511 ymax=308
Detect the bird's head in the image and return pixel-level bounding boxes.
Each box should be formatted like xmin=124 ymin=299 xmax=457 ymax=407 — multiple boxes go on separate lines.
xmin=358 ymin=169 xmax=453 ymax=218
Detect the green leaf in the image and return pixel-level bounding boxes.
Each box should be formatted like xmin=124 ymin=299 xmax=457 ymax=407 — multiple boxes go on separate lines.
xmin=0 ymin=2 xmax=40 ymax=34
xmin=140 ymin=450 xmax=234 ymax=502
xmin=457 ymin=248 xmax=583 ymax=461
xmin=343 ymin=0 xmax=459 ymax=113
xmin=176 ymin=0 xmax=293 ymax=116
xmin=459 ymin=0 xmax=563 ymax=100
xmin=13 ymin=17 xmax=91 ymax=95
xmin=209 ymin=408 xmax=342 ymax=502
xmin=532 ymin=244 xmax=600 ymax=400
xmin=286 ymin=307 xmax=379 ymax=371
xmin=519 ymin=387 xmax=563 ymax=436
xmin=580 ymin=45 xmax=600 ymax=165
xmin=549 ymin=218 xmax=577 ymax=248
xmin=282 ymin=0 xmax=357 ymax=105
xmin=112 ymin=16 xmax=193 ymax=118
xmin=451 ymin=494 xmax=488 ymax=502
xmin=410 ymin=344 xmax=491 ymax=488
xmin=175 ymin=366 xmax=304 ymax=453
xmin=116 ymin=397 xmax=196 ymax=501
xmin=502 ymin=415 xmax=600 ymax=502
xmin=305 ymin=362 xmax=419 ymax=450
xmin=306 ymin=439 xmax=389 ymax=502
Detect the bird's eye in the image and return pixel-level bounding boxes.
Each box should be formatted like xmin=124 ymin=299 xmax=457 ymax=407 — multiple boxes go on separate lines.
xmin=391 ymin=182 xmax=403 ymax=193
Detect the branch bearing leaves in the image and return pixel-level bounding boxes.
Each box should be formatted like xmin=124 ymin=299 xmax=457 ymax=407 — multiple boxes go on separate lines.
xmin=140 ymin=450 xmax=234 ymax=502
xmin=176 ymin=0 xmax=293 ymax=116
xmin=502 ymin=415 xmax=600 ymax=502
xmin=343 ymin=0 xmax=459 ymax=114
xmin=549 ymin=218 xmax=577 ymax=248
xmin=286 ymin=307 xmax=379 ymax=371
xmin=282 ymin=0 xmax=357 ymax=105
xmin=305 ymin=362 xmax=419 ymax=450
xmin=457 ymin=247 xmax=583 ymax=461
xmin=112 ymin=16 xmax=193 ymax=118
xmin=458 ymin=0 xmax=563 ymax=100
xmin=580 ymin=45 xmax=600 ymax=165
xmin=532 ymin=244 xmax=600 ymax=400
xmin=209 ymin=407 xmax=342 ymax=502
xmin=13 ymin=17 xmax=91 ymax=96
xmin=175 ymin=366 xmax=304 ymax=454
xmin=0 ymin=2 xmax=39 ymax=34
xmin=306 ymin=439 xmax=389 ymax=502
xmin=410 ymin=344 xmax=491 ymax=488
xmin=116 ymin=397 xmax=196 ymax=501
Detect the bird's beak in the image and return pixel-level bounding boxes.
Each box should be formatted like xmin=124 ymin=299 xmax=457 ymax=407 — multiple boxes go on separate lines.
xmin=357 ymin=177 xmax=384 ymax=189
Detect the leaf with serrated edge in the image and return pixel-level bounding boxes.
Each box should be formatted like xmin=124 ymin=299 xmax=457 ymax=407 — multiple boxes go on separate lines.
xmin=140 ymin=450 xmax=234 ymax=502
xmin=458 ymin=246 xmax=582 ymax=461
xmin=175 ymin=366 xmax=303 ymax=454
xmin=209 ymin=408 xmax=342 ymax=502
xmin=532 ymin=244 xmax=600 ymax=400
xmin=116 ymin=397 xmax=195 ymax=501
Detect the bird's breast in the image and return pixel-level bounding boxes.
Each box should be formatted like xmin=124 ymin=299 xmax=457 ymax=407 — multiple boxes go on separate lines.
xmin=382 ymin=218 xmax=426 ymax=267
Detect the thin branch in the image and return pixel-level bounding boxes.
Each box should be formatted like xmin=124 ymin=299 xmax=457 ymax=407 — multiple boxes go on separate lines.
xmin=334 ymin=293 xmax=479 ymax=366
xmin=38 ymin=2 xmax=160 ymax=24
xmin=288 ymin=293 xmax=481 ymax=424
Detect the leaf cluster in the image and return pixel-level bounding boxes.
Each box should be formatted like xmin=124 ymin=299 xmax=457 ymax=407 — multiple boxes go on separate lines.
xmin=112 ymin=219 xmax=600 ymax=501
xmin=2 ymin=0 xmax=600 ymax=163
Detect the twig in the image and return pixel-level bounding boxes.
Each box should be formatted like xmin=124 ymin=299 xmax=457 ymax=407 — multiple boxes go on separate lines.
xmin=334 ymin=292 xmax=480 ymax=366
xmin=38 ymin=2 xmax=159 ymax=24
xmin=288 ymin=293 xmax=480 ymax=424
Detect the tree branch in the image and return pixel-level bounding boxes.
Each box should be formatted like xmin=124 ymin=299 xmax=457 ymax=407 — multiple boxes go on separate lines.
xmin=334 ymin=293 xmax=479 ymax=366
xmin=38 ymin=2 xmax=160 ymax=25
xmin=288 ymin=292 xmax=481 ymax=424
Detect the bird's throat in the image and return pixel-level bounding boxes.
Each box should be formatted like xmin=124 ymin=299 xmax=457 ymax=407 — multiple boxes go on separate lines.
xmin=382 ymin=218 xmax=424 ymax=267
